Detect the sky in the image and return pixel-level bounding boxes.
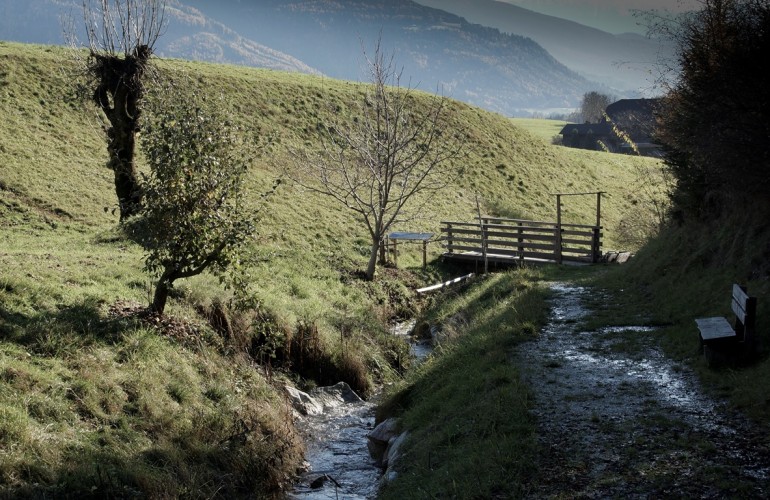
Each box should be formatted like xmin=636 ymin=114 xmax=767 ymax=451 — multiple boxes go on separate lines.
xmin=500 ymin=0 xmax=701 ymax=34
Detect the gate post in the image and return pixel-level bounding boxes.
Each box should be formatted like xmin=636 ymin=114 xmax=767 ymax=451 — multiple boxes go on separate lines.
xmin=555 ymin=194 xmax=563 ymax=264
xmin=482 ymin=222 xmax=489 ymax=274
xmin=592 ymin=226 xmax=601 ymax=263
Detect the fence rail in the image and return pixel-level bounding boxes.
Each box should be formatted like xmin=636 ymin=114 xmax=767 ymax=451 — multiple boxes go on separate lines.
xmin=440 ymin=216 xmax=602 ymax=265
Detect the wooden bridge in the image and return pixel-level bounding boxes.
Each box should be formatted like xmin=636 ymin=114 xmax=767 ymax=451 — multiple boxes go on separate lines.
xmin=440 ymin=192 xmax=604 ymax=267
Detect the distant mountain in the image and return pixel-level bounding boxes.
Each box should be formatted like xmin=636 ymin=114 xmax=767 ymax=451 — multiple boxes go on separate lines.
xmin=414 ymin=0 xmax=673 ymax=96
xmin=179 ymin=0 xmax=604 ymax=114
xmin=0 ymin=0 xmax=607 ymax=115
xmin=0 ymin=0 xmax=320 ymax=74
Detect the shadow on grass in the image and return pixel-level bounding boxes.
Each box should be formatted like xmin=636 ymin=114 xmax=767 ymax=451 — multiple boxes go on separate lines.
xmin=377 ymin=271 xmax=549 ymax=499
xmin=0 ymin=298 xmax=144 ymax=355
xmin=6 ymin=435 xmax=293 ymax=499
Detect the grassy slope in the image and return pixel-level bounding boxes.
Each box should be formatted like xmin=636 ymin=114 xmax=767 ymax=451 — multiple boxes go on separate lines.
xmin=378 ymin=269 xmax=551 ymax=498
xmin=0 ymin=42 xmax=658 ymax=496
xmin=592 ymin=212 xmax=770 ymax=425
xmin=510 ymin=117 xmax=567 ymax=144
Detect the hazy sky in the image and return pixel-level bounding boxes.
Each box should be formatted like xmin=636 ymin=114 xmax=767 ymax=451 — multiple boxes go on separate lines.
xmin=500 ymin=0 xmax=701 ymax=34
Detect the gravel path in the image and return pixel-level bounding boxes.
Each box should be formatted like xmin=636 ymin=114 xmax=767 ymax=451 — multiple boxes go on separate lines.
xmin=517 ymin=283 xmax=770 ymax=498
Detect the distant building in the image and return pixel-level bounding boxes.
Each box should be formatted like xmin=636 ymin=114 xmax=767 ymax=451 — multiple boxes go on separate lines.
xmin=560 ymin=98 xmax=662 ymax=157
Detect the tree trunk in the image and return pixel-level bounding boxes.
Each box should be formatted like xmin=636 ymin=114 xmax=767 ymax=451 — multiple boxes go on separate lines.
xmin=151 ymin=274 xmax=173 ymax=315
xmin=365 ymin=238 xmax=379 ymax=281
xmin=108 ymin=121 xmax=143 ymax=220
xmin=93 ymin=51 xmax=148 ymax=221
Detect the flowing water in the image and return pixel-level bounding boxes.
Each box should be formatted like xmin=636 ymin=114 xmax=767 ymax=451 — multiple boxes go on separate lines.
xmin=289 ymin=395 xmax=380 ymax=499
xmin=289 ymin=321 xmax=430 ymax=499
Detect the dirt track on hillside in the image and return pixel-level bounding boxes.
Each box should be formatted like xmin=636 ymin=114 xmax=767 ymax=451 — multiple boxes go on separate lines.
xmin=517 ymin=284 xmax=770 ymax=498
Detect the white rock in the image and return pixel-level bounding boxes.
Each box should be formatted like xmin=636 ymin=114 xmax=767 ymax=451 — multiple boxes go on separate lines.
xmin=284 ymin=385 xmax=323 ymax=416
xmin=384 ymin=431 xmax=409 ymax=468
xmin=310 ymin=382 xmax=363 ymax=409
xmin=367 ymin=418 xmax=400 ymax=465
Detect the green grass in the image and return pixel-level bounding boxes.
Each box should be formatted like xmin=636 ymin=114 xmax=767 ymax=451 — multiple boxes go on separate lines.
xmin=0 ymin=41 xmax=664 ymax=496
xmin=378 ymin=269 xmax=549 ymax=498
xmin=510 ymin=117 xmax=567 ymax=144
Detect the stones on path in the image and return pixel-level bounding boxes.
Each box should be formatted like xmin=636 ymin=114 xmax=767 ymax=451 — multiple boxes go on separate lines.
xmin=518 ymin=283 xmax=770 ymax=497
xmin=603 ymin=251 xmax=633 ymax=264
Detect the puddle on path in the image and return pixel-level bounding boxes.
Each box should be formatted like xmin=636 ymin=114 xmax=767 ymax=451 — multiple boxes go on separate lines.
xmin=517 ymin=283 xmax=770 ymax=497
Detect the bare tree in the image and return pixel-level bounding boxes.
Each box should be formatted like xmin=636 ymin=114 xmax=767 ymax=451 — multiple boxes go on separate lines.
xmin=580 ymin=91 xmax=613 ymax=123
xmin=68 ymin=0 xmax=167 ymax=220
xmin=291 ymin=39 xmax=463 ymax=281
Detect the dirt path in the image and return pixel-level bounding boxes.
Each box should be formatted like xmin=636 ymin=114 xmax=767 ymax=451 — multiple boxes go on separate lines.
xmin=517 ymin=283 xmax=770 ymax=498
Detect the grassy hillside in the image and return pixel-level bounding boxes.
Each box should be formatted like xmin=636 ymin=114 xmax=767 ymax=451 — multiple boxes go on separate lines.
xmin=0 ymin=42 xmax=659 ymax=496
xmin=510 ymin=117 xmax=567 ymax=144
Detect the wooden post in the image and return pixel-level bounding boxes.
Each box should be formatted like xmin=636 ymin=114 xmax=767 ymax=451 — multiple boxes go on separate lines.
xmin=447 ymin=223 xmax=454 ymax=254
xmin=381 ymin=235 xmax=388 ymax=265
xmin=422 ymin=240 xmax=428 ymax=269
xmin=592 ymin=227 xmax=600 ymax=263
xmin=482 ymin=223 xmax=489 ymax=274
xmin=555 ymin=194 xmax=563 ymax=264
xmin=474 ymin=195 xmax=487 ymax=273
xmin=392 ymin=238 xmax=398 ymax=268
xmin=517 ymin=221 xmax=524 ymax=261
xmin=596 ymin=191 xmax=602 ymax=228
xmin=593 ymin=192 xmax=603 ymax=263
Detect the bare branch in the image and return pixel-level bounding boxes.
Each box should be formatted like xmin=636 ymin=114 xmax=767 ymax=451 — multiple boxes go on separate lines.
xmin=77 ymin=0 xmax=167 ymax=57
xmin=289 ymin=36 xmax=465 ymax=280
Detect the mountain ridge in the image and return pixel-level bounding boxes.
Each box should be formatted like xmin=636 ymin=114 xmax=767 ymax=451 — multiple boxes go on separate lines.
xmin=0 ymin=0 xmax=618 ymax=115
xmin=413 ymin=0 xmax=672 ymax=96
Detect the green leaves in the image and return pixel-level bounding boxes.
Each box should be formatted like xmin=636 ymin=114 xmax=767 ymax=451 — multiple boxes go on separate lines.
xmin=138 ymin=84 xmax=259 ymax=313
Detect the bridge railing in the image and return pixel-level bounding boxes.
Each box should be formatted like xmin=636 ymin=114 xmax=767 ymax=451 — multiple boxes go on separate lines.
xmin=440 ymin=216 xmax=602 ymax=264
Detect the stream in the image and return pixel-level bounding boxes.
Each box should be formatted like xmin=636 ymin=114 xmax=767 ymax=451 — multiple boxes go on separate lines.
xmin=289 ymin=389 xmax=379 ymax=499
xmin=289 ymin=320 xmax=427 ymax=499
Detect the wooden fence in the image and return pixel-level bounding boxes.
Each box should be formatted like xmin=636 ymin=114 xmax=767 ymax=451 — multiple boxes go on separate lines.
xmin=440 ymin=216 xmax=602 ymax=265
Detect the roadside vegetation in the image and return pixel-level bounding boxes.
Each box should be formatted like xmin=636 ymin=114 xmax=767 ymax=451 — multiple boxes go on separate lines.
xmin=610 ymin=0 xmax=770 ymax=423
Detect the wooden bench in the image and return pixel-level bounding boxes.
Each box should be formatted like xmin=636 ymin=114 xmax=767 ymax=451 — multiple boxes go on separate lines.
xmin=695 ymin=284 xmax=757 ymax=365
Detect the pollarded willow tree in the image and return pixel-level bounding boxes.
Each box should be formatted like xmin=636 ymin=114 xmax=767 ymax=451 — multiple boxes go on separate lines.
xmin=291 ymin=40 xmax=464 ymax=281
xmin=69 ymin=0 xmax=167 ymax=220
